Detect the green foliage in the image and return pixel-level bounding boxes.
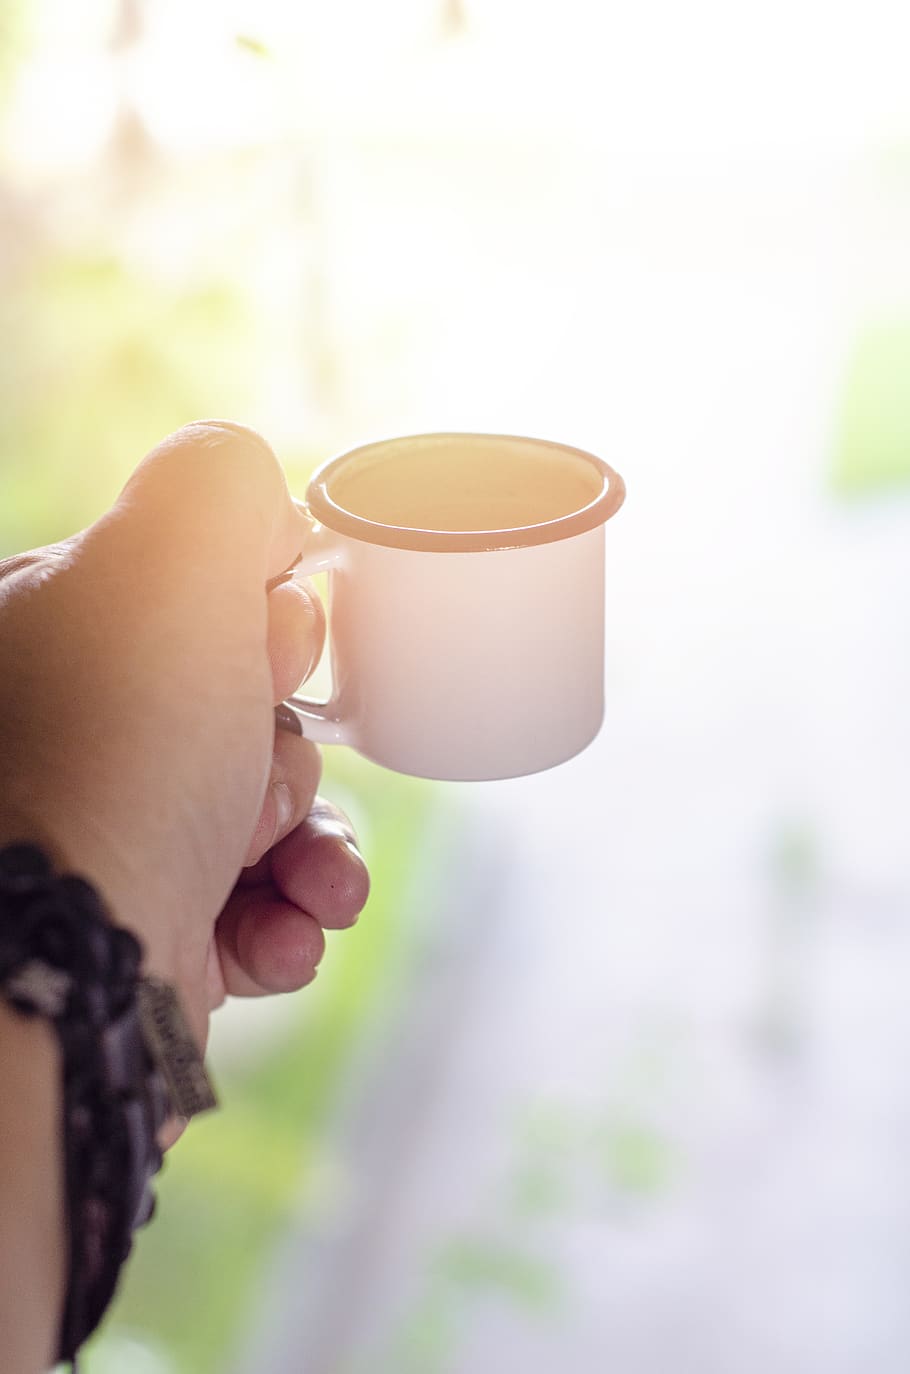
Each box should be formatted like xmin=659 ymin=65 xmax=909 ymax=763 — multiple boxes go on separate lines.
xmin=509 ymin=1160 xmax=572 ymax=1217
xmin=436 ymin=1237 xmax=563 ymax=1309
xmin=509 ymin=1102 xmax=582 ymax=1218
xmin=768 ymin=820 xmax=819 ymax=896
xmin=235 ymin=34 xmax=272 ymax=59
xmin=376 ymin=1234 xmax=562 ymax=1374
xmin=593 ymin=1118 xmax=676 ymax=1197
xmin=0 ymin=0 xmax=28 ymax=103
xmin=514 ymin=1074 xmax=680 ymax=1209
xmin=830 ymin=320 xmax=910 ymax=496
xmin=0 ymin=255 xmax=254 ymax=550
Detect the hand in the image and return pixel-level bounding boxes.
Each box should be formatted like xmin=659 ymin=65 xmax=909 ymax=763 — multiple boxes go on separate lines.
xmin=0 ymin=421 xmax=369 ymax=1052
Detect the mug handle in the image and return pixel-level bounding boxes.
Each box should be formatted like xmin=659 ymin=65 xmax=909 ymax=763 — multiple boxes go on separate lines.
xmin=274 ymin=513 xmax=351 ymax=746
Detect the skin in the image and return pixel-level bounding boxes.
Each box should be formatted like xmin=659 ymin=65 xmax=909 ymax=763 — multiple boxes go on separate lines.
xmin=0 ymin=422 xmax=370 ymax=1373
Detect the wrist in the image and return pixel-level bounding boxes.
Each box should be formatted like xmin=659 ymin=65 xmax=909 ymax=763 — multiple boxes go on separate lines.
xmin=0 ymin=803 xmax=197 ymax=1041
xmin=0 ymin=842 xmax=212 ymax=1364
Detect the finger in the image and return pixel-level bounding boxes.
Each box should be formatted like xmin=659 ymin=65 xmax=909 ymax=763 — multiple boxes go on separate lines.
xmin=100 ymin=421 xmax=308 ymax=602
xmin=270 ymin=797 xmax=370 ymax=929
xmin=215 ymin=886 xmax=326 ymax=997
xmin=267 ymin=579 xmax=325 ymax=704
xmin=158 ymin=1114 xmax=188 ymax=1152
xmin=243 ymin=728 xmax=322 ymax=869
xmin=0 ymin=540 xmax=79 ymax=604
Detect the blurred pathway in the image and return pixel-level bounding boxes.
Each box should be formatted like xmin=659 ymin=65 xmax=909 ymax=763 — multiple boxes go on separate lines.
xmin=236 ymin=236 xmax=910 ymax=1374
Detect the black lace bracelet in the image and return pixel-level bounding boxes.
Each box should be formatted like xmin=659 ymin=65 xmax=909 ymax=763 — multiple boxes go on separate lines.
xmin=0 ymin=844 xmax=216 ymax=1367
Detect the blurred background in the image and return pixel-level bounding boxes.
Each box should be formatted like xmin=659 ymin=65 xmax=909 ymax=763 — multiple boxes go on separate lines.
xmin=1 ymin=0 xmax=909 ymax=1370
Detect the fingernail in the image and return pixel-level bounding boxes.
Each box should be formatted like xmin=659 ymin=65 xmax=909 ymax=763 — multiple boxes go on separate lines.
xmin=274 ymin=703 xmax=303 ymax=736
xmin=342 ymin=837 xmax=366 ymax=865
xmin=272 ymin=782 xmax=294 ymax=840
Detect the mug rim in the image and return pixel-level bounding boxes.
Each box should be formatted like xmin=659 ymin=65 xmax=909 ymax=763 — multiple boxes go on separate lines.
xmin=305 ymin=432 xmax=626 ymax=553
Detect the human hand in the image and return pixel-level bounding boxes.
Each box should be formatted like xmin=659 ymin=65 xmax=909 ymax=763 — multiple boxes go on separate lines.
xmin=0 ymin=421 xmax=369 ymax=1055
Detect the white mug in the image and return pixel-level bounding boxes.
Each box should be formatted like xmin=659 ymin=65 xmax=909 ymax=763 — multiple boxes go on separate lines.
xmin=282 ymin=433 xmax=625 ymax=781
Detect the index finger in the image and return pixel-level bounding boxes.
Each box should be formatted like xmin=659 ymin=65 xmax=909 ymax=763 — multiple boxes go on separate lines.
xmin=267 ymin=578 xmax=325 ymax=704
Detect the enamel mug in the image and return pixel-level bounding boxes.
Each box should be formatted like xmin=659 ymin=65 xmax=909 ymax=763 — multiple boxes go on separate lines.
xmin=282 ymin=433 xmax=625 ymax=781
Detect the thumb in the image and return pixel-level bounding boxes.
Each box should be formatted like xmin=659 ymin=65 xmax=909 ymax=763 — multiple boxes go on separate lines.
xmin=98 ymin=421 xmax=307 ymax=601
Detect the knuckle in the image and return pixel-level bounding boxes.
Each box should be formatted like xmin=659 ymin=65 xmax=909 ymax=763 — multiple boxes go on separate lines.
xmin=0 ymin=540 xmax=73 ymax=582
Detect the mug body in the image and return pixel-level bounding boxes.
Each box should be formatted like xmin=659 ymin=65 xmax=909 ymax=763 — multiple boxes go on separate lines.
xmin=328 ymin=528 xmax=605 ymax=780
xmin=291 ymin=433 xmax=624 ymax=781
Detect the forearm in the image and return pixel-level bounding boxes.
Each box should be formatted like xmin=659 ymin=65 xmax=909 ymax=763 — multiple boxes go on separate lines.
xmin=0 ymin=822 xmax=193 ymax=1372
xmin=0 ymin=1001 xmax=64 ymax=1374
